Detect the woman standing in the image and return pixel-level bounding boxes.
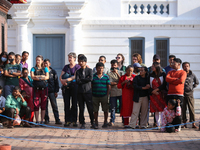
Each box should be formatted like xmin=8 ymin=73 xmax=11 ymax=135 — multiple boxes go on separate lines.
xmin=59 ymin=52 xmax=81 ymax=127
xmin=149 ymin=62 xmax=167 ymax=127
xmin=116 ymin=53 xmax=126 ymax=73
xmin=117 ymin=65 xmax=136 ymax=128
xmin=30 ymin=55 xmax=49 ymax=125
xmin=19 ymin=68 xmax=34 ymax=122
xmin=130 ymin=67 xmax=150 ymax=129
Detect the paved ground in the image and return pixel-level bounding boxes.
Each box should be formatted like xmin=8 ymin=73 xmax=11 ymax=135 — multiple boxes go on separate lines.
xmin=0 ymin=99 xmax=200 ymax=150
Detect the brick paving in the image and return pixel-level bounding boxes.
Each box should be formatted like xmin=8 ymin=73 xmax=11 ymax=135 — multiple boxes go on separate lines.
xmin=0 ymin=99 xmax=200 ymax=150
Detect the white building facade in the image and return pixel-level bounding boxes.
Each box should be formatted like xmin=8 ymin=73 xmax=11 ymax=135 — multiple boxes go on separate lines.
xmin=7 ymin=0 xmax=200 ymax=97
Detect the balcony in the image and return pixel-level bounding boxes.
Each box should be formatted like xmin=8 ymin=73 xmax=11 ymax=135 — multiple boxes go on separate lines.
xmin=122 ymin=0 xmax=177 ymax=17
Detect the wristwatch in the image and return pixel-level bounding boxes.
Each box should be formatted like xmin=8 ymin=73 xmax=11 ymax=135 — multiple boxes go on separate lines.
xmin=39 ymin=77 xmax=41 ymax=81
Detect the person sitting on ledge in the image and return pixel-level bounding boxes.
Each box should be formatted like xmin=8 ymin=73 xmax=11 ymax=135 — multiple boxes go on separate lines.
xmin=5 ymin=86 xmax=31 ymax=128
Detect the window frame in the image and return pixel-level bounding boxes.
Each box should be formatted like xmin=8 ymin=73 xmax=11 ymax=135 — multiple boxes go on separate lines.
xmin=154 ymin=38 xmax=170 ymax=66
xmin=129 ymin=37 xmax=145 ymax=65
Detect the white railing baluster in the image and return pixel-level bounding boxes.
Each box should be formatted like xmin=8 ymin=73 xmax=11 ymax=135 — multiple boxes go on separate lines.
xmin=143 ymin=4 xmax=148 ymax=15
xmin=163 ymin=3 xmax=167 ymax=16
xmin=150 ymin=4 xmax=154 ymax=15
xmin=137 ymin=4 xmax=141 ymax=15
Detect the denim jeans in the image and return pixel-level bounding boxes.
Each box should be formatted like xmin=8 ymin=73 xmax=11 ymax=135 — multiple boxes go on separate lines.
xmin=109 ymin=96 xmax=122 ymax=123
xmin=45 ymin=92 xmax=60 ymax=122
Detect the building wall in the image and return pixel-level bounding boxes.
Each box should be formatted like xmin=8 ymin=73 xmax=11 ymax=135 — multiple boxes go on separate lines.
xmin=7 ymin=0 xmax=200 ymax=97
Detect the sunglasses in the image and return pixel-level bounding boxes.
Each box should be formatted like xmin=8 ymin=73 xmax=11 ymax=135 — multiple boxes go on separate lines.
xmin=116 ymin=57 xmax=121 ymax=59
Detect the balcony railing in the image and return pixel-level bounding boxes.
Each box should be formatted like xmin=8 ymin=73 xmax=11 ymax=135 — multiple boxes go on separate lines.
xmin=122 ymin=0 xmax=177 ymax=17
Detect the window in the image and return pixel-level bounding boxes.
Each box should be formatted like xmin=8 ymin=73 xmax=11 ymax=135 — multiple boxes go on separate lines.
xmin=154 ymin=38 xmax=169 ymax=67
xmin=1 ymin=24 xmax=5 ymax=52
xmin=129 ymin=38 xmax=145 ymax=65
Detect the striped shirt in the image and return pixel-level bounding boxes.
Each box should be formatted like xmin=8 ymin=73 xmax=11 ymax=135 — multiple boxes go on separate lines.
xmin=92 ymin=73 xmax=110 ymax=97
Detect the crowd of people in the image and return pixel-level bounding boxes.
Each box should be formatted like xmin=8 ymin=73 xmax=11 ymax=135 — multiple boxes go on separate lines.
xmin=0 ymin=51 xmax=199 ymax=133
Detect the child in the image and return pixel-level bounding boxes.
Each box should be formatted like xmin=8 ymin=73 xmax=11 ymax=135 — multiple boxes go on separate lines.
xmin=92 ymin=62 xmax=111 ymax=128
xmin=161 ymin=99 xmax=181 ymax=132
xmin=76 ymin=55 xmax=96 ymax=129
xmin=44 ymin=59 xmax=61 ymax=125
xmin=118 ymin=65 xmax=136 ymax=128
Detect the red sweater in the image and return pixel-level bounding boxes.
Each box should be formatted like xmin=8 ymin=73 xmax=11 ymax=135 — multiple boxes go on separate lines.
xmin=166 ymin=69 xmax=187 ymax=96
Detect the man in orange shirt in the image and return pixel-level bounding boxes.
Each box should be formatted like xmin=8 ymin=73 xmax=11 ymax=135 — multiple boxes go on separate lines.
xmin=166 ymin=58 xmax=187 ymax=106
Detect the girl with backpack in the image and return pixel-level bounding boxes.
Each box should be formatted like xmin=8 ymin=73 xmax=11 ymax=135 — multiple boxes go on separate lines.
xmin=30 ymin=55 xmax=49 ymax=126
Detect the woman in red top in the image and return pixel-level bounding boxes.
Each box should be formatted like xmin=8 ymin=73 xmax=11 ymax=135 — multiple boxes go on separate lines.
xmin=118 ymin=65 xmax=136 ymax=128
xmin=149 ymin=62 xmax=167 ymax=127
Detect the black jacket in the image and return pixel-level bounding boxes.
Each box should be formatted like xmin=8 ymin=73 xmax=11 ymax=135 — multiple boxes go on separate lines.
xmin=148 ymin=71 xmax=167 ymax=95
xmin=184 ymin=70 xmax=199 ymax=96
xmin=47 ymin=67 xmax=60 ymax=93
xmin=133 ymin=74 xmax=149 ymax=103
xmin=76 ymin=67 xmax=93 ymax=94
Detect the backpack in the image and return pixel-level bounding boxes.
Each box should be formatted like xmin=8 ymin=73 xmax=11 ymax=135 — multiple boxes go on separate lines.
xmin=32 ymin=67 xmax=48 ymax=90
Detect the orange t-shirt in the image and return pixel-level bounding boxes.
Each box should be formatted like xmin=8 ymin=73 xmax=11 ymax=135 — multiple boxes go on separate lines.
xmin=166 ymin=69 xmax=187 ymax=96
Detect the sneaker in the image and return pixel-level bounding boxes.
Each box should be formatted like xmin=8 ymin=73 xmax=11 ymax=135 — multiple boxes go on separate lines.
xmin=0 ymin=123 xmax=3 ymax=129
xmin=91 ymin=124 xmax=98 ymax=129
xmin=124 ymin=125 xmax=131 ymax=129
xmin=108 ymin=122 xmax=114 ymax=126
xmin=35 ymin=122 xmax=40 ymax=127
xmin=55 ymin=121 xmax=62 ymax=125
xmin=135 ymin=125 xmax=140 ymax=129
xmin=80 ymin=124 xmax=85 ymax=129
xmin=72 ymin=122 xmax=78 ymax=127
xmin=40 ymin=121 xmax=45 ymax=127
xmin=64 ymin=122 xmax=71 ymax=127
xmin=44 ymin=120 xmax=49 ymax=124
xmin=23 ymin=123 xmax=32 ymax=128
xmin=102 ymin=122 xmax=108 ymax=128
xmin=141 ymin=126 xmax=147 ymax=129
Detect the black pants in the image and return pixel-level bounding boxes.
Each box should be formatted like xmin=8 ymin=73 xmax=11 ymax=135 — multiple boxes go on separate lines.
xmin=166 ymin=116 xmax=182 ymax=133
xmin=45 ymin=92 xmax=60 ymax=122
xmin=62 ymin=84 xmax=78 ymax=123
xmin=166 ymin=95 xmax=184 ymax=107
xmin=78 ymin=93 xmax=94 ymax=125
xmin=4 ymin=107 xmax=31 ymax=121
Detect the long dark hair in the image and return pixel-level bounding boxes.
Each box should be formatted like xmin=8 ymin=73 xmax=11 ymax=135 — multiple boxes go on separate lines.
xmin=152 ymin=62 xmax=162 ymax=79
xmin=117 ymin=53 xmax=125 ymax=65
xmin=0 ymin=52 xmax=8 ymax=67
xmin=35 ymin=55 xmax=44 ymax=68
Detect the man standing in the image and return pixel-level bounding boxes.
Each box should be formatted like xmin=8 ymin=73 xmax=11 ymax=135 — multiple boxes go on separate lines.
xmin=76 ymin=55 xmax=97 ymax=129
xmin=92 ymin=62 xmax=111 ymax=128
xmin=44 ymin=59 xmax=62 ymax=125
xmin=148 ymin=54 xmax=165 ymax=73
xmin=164 ymin=55 xmax=176 ymax=75
xmin=182 ymin=62 xmax=199 ymax=128
xmin=93 ymin=56 xmax=109 ymax=74
xmin=107 ymin=59 xmax=123 ymax=126
xmin=4 ymin=52 xmax=21 ymax=98
xmin=166 ymin=58 xmax=187 ymax=105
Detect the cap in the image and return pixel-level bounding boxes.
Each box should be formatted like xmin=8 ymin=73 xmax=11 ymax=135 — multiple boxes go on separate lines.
xmin=153 ymin=54 xmax=160 ymax=60
xmin=133 ymin=63 xmax=142 ymax=68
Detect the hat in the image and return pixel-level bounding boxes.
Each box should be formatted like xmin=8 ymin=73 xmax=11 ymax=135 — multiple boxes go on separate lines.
xmin=153 ymin=54 xmax=160 ymax=60
xmin=174 ymin=58 xmax=182 ymax=64
xmin=133 ymin=63 xmax=142 ymax=68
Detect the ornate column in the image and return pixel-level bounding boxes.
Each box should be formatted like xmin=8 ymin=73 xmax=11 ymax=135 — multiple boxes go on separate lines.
xmin=65 ymin=1 xmax=87 ymax=55
xmin=12 ymin=3 xmax=30 ymax=54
